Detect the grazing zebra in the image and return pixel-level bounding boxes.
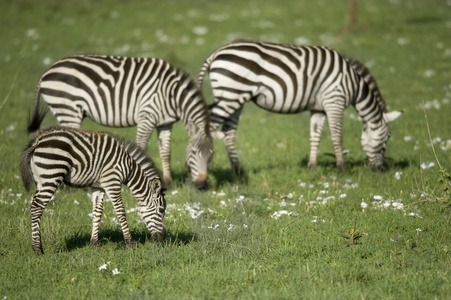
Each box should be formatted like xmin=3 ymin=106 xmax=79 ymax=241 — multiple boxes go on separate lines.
xmin=29 ymin=55 xmax=213 ymax=189
xmin=197 ymin=40 xmax=401 ymax=173
xmin=20 ymin=126 xmax=167 ymax=255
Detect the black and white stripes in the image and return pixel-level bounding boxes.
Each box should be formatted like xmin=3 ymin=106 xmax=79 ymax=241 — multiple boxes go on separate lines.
xmin=20 ymin=126 xmax=166 ymax=255
xmin=198 ymin=40 xmax=401 ymax=172
xmin=29 ymin=55 xmax=213 ymax=189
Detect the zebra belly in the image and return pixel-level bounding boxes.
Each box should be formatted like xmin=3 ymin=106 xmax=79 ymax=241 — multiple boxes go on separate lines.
xmin=252 ymin=90 xmax=325 ymax=114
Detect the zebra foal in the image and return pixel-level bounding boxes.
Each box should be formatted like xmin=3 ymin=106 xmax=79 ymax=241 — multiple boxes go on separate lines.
xmin=29 ymin=55 xmax=213 ymax=189
xmin=198 ymin=40 xmax=401 ymax=173
xmin=20 ymin=126 xmax=166 ymax=255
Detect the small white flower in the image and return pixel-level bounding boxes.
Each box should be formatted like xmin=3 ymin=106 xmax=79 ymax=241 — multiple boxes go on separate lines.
xmin=236 ymin=195 xmax=245 ymax=202
xmin=74 ymin=200 xmax=80 ymax=205
xmin=416 ymin=228 xmax=422 ymax=232
xmin=420 ymin=162 xmax=434 ymax=169
xmin=193 ymin=26 xmax=208 ymax=35
xmin=373 ymin=195 xmax=383 ymax=200
xmin=243 ymin=224 xmax=248 ymax=228
xmin=339 ymin=194 xmax=347 ymax=198
xmin=217 ymin=191 xmax=226 ymax=196
xmin=99 ymin=263 xmax=108 ymax=271
xmin=171 ymin=190 xmax=178 ymax=195
xmin=361 ymin=202 xmax=368 ymax=209
xmin=397 ymin=37 xmax=409 ymax=46
xmin=395 ymin=171 xmax=402 ymax=180
xmin=112 ymin=268 xmax=120 ymax=275
xmin=227 ymin=224 xmax=234 ymax=231
xmin=294 ymin=36 xmax=311 ymax=45
xmin=424 ymin=70 xmax=435 ymax=78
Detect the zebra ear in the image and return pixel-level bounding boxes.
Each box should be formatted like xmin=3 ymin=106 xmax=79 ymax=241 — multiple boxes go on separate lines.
xmin=383 ymin=111 xmax=402 ymax=123
xmin=151 ymin=178 xmax=162 ymax=194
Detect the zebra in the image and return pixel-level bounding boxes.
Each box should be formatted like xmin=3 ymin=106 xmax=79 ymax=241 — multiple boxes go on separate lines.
xmin=197 ymin=40 xmax=402 ymax=173
xmin=19 ymin=126 xmax=167 ymax=255
xmin=29 ymin=55 xmax=213 ymax=189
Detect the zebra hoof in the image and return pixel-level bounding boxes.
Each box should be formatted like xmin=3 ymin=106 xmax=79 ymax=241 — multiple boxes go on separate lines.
xmin=126 ymin=240 xmax=137 ymax=248
xmin=308 ymin=163 xmax=317 ymax=170
xmin=90 ymin=240 xmax=99 ymax=248
xmin=33 ymin=246 xmax=44 ymax=255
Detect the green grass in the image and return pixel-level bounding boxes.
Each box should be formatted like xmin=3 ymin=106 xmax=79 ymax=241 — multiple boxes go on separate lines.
xmin=1 ymin=0 xmax=451 ymax=299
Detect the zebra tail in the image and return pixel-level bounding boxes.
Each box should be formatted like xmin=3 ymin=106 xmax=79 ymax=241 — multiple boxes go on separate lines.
xmin=197 ymin=55 xmax=213 ymax=89
xmin=27 ymin=82 xmax=49 ymax=134
xmin=19 ymin=139 xmax=36 ymax=192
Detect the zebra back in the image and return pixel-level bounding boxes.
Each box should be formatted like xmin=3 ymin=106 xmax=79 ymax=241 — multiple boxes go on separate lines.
xmin=121 ymin=140 xmax=161 ymax=181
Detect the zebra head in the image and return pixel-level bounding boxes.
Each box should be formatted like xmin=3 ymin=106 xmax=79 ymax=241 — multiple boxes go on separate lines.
xmin=186 ymin=121 xmax=214 ymax=189
xmin=361 ymin=111 xmax=402 ymax=170
xmin=138 ymin=178 xmax=167 ymax=241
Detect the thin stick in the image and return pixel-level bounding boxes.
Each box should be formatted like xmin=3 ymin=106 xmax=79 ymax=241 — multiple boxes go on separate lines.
xmin=423 ymin=102 xmax=442 ymax=169
xmin=0 ymin=57 xmax=23 ymax=113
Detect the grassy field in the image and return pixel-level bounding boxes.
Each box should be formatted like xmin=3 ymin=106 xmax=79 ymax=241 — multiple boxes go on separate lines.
xmin=1 ymin=0 xmax=451 ymax=299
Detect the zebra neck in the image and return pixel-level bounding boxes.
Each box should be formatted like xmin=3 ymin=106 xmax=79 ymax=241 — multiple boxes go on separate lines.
xmin=125 ymin=161 xmax=153 ymax=206
xmin=353 ymin=82 xmax=384 ymax=125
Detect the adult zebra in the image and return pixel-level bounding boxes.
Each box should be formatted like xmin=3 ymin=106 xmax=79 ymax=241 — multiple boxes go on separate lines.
xmin=29 ymin=55 xmax=213 ymax=189
xmin=197 ymin=40 xmax=401 ymax=173
xmin=20 ymin=126 xmax=166 ymax=255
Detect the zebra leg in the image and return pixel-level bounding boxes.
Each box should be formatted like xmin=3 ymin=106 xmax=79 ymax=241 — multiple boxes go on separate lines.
xmin=30 ymin=187 xmax=58 ymax=255
xmin=136 ymin=120 xmax=155 ymax=151
xmin=105 ymin=187 xmax=136 ymax=248
xmin=325 ymin=106 xmax=346 ymax=169
xmin=90 ymin=188 xmax=105 ymax=247
xmin=157 ymin=125 xmax=173 ymax=189
xmin=221 ymin=108 xmax=243 ymax=175
xmin=308 ymin=111 xmax=327 ymax=169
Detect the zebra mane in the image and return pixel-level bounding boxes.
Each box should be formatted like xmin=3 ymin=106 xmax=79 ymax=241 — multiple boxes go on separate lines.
xmin=175 ymin=68 xmax=211 ymax=133
xmin=345 ymin=56 xmax=387 ymax=112
xmin=120 ymin=138 xmax=161 ymax=180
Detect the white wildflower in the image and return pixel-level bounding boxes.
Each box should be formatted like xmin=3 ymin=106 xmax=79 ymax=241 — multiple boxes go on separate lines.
xmin=227 ymin=224 xmax=234 ymax=231
xmin=392 ymin=201 xmax=404 ymax=210
xmin=294 ymin=36 xmax=311 ymax=45
xmin=373 ymin=195 xmax=383 ymax=200
xmin=420 ymin=162 xmax=434 ymax=169
xmin=74 ymin=200 xmax=79 ymax=205
xmin=99 ymin=261 xmax=110 ymax=271
xmin=339 ymin=194 xmax=347 ymax=198
xmin=112 ymin=268 xmax=120 ymax=275
xmin=193 ymin=26 xmax=208 ymax=35
xmin=395 ymin=171 xmax=402 ymax=180
xmin=397 ymin=37 xmax=409 ymax=45
xmin=416 ymin=228 xmax=422 ymax=232
xmin=361 ymin=202 xmax=368 ymax=209
xmin=424 ymin=70 xmax=435 ymax=78
xmin=236 ymin=195 xmax=245 ymax=202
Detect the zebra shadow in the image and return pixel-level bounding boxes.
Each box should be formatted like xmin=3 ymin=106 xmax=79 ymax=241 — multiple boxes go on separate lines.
xmin=64 ymin=227 xmax=196 ymax=252
xmin=209 ymin=167 xmax=249 ymax=188
xmin=169 ymin=167 xmax=249 ymax=189
xmin=299 ymin=154 xmax=411 ymax=172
